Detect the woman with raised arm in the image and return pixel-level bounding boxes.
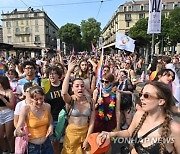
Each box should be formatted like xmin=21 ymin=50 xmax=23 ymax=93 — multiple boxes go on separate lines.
xmin=93 ymin=73 xmax=121 ymax=132
xmin=61 ymin=61 xmax=95 ymax=154
xmin=73 ymin=59 xmax=97 ymax=97
xmin=98 ymin=81 xmax=180 ymax=154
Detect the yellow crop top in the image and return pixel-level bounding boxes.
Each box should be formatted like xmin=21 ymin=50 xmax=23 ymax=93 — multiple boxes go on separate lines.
xmin=26 ymin=109 xmax=49 ymax=140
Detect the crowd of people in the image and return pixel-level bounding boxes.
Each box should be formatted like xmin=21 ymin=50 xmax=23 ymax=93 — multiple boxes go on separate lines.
xmin=0 ymin=51 xmax=179 ymax=154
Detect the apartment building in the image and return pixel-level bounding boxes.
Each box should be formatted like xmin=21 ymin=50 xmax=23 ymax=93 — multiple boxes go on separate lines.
xmin=102 ymin=0 xmax=180 ymax=53
xmin=1 ymin=7 xmax=59 ymax=50
xmin=0 ymin=25 xmax=3 ymax=43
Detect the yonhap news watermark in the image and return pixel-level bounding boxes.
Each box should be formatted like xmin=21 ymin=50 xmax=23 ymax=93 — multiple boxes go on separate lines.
xmin=112 ymin=137 xmax=175 ymax=144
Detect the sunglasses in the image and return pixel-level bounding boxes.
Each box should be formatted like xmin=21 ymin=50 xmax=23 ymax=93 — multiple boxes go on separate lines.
xmin=139 ymin=93 xmax=158 ymax=99
xmin=101 ymin=80 xmax=110 ymax=84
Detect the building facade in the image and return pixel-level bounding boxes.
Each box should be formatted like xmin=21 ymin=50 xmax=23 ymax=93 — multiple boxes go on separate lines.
xmin=1 ymin=7 xmax=59 ymax=51
xmin=0 ymin=25 xmax=3 ymax=43
xmin=102 ymin=0 xmax=180 ymax=53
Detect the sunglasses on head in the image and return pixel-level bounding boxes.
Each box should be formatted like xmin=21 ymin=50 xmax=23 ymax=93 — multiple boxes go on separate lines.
xmin=139 ymin=93 xmax=158 ymax=99
xmin=101 ymin=80 xmax=110 ymax=84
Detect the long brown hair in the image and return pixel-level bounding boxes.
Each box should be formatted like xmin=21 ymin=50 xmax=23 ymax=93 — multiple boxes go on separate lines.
xmin=132 ymin=81 xmax=174 ymax=154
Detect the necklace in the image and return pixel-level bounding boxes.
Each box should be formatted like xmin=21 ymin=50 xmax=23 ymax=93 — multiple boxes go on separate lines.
xmin=98 ymin=86 xmax=116 ymax=121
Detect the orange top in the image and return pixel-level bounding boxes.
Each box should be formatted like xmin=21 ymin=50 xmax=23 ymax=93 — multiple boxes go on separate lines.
xmin=149 ymin=71 xmax=157 ymax=81
xmin=26 ymin=109 xmax=49 ymax=140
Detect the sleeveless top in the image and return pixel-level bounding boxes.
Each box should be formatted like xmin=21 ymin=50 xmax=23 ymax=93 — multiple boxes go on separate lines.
xmin=71 ymin=106 xmax=91 ymax=117
xmin=26 ymin=109 xmax=49 ymax=140
xmin=0 ymin=96 xmax=9 ymax=107
xmin=70 ymin=96 xmax=92 ymax=117
xmin=132 ymin=123 xmax=173 ymax=154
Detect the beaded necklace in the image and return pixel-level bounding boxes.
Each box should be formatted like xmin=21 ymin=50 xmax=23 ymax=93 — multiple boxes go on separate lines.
xmin=98 ymin=86 xmax=116 ymax=121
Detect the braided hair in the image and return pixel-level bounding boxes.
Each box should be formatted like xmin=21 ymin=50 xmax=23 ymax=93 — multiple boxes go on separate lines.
xmin=132 ymin=81 xmax=175 ymax=153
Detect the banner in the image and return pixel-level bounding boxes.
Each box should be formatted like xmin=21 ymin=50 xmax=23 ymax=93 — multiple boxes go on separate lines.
xmin=147 ymin=0 xmax=162 ymax=34
xmin=57 ymin=39 xmax=60 ymax=51
xmin=115 ymin=32 xmax=135 ymax=52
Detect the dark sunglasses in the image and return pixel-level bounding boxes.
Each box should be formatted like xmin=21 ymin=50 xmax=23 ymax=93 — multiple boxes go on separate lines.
xmin=101 ymin=80 xmax=110 ymax=84
xmin=139 ymin=93 xmax=158 ymax=99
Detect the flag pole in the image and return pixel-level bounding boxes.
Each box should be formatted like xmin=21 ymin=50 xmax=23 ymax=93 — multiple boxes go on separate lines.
xmin=99 ymin=36 xmax=103 ymax=98
xmin=151 ymin=33 xmax=155 ymax=62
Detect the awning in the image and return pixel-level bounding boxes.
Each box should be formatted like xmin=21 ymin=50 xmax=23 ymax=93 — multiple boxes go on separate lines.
xmin=13 ymin=44 xmax=44 ymax=49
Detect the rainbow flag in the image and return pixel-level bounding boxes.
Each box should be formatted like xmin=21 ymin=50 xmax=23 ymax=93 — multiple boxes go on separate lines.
xmin=0 ymin=63 xmax=4 ymax=76
xmin=96 ymin=49 xmax=104 ymax=89
xmin=91 ymin=41 xmax=98 ymax=57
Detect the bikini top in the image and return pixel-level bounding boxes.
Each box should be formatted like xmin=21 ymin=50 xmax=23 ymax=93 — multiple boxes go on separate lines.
xmin=0 ymin=96 xmax=9 ymax=107
xmin=71 ymin=106 xmax=91 ymax=117
xmin=132 ymin=123 xmax=173 ymax=154
xmin=70 ymin=96 xmax=92 ymax=117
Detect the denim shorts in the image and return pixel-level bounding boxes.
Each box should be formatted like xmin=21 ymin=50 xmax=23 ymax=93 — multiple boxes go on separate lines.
xmin=49 ymin=121 xmax=58 ymax=142
xmin=28 ymin=138 xmax=53 ymax=154
xmin=0 ymin=108 xmax=14 ymax=125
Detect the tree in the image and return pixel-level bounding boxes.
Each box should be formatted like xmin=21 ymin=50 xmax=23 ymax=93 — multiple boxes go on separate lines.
xmin=168 ymin=7 xmax=180 ymax=47
xmin=81 ymin=18 xmax=101 ymax=52
xmin=58 ymin=23 xmax=82 ymax=52
xmin=129 ymin=18 xmax=151 ymax=49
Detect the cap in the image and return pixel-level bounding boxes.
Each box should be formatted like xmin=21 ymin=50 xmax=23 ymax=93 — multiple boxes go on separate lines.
xmin=88 ymin=133 xmax=110 ymax=154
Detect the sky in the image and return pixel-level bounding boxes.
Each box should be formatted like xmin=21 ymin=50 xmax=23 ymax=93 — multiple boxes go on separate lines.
xmin=0 ymin=0 xmax=127 ymax=29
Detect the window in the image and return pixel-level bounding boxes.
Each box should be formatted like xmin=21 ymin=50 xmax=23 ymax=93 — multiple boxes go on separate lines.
xmin=141 ymin=5 xmax=144 ymax=11
xmin=128 ymin=6 xmax=132 ymax=11
xmin=7 ymin=36 xmax=12 ymax=44
xmin=132 ymin=5 xmax=140 ymax=11
xmin=167 ymin=2 xmax=173 ymax=10
xmin=26 ymin=20 xmax=29 ymax=26
xmin=35 ymin=35 xmax=40 ymax=43
xmin=6 ymin=22 xmax=11 ymax=28
xmin=126 ymin=22 xmax=130 ymax=27
xmin=25 ymin=27 xmax=29 ymax=33
xmin=139 ymin=13 xmax=145 ymax=19
xmin=124 ymin=6 xmax=127 ymax=12
xmin=125 ymin=14 xmax=131 ymax=21
xmin=144 ymin=4 xmax=149 ymax=11
xmin=15 ymin=28 xmax=19 ymax=33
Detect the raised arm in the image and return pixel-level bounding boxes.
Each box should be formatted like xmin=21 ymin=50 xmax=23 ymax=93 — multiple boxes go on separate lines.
xmin=61 ymin=61 xmax=76 ymax=104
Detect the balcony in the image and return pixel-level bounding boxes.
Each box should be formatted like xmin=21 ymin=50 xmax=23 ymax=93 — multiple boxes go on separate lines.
xmin=34 ymin=41 xmax=41 ymax=45
xmin=15 ymin=30 xmax=31 ymax=35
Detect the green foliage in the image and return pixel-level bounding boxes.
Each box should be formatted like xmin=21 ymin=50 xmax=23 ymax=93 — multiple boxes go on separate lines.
xmin=168 ymin=7 xmax=180 ymax=46
xmin=129 ymin=18 xmax=151 ymax=47
xmin=58 ymin=23 xmax=81 ymax=51
xmin=81 ymin=18 xmax=101 ymax=51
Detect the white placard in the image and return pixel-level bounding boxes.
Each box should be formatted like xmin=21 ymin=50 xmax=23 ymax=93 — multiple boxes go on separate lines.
xmin=147 ymin=0 xmax=162 ymax=34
